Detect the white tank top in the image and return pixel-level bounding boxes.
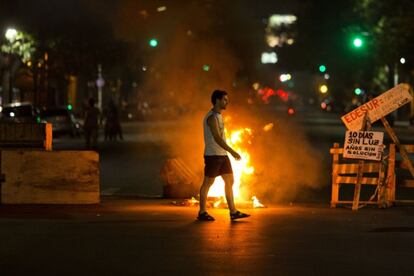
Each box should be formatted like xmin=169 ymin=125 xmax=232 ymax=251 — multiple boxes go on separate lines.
xmin=203 ymin=110 xmax=228 ymax=156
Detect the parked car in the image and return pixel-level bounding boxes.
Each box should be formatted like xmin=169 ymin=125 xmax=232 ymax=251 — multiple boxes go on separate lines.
xmin=41 ymin=107 xmax=82 ymax=137
xmin=0 ymin=102 xmax=42 ymax=123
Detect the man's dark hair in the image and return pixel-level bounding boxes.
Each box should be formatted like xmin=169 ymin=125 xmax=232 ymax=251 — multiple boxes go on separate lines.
xmin=211 ymin=90 xmax=227 ymax=105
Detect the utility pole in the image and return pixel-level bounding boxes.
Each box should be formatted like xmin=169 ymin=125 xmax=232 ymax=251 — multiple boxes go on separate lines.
xmin=96 ymin=64 xmax=105 ymax=111
xmin=393 ymin=62 xmax=398 ymax=86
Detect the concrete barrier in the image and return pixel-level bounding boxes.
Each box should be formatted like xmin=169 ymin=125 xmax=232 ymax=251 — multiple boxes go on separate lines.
xmin=1 ymin=150 xmax=99 ymax=204
xmin=0 ymin=123 xmax=53 ymax=151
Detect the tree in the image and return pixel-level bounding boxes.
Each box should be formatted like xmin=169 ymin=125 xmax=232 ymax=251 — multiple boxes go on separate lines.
xmin=0 ymin=29 xmax=36 ymax=103
xmin=354 ymin=0 xmax=414 ymax=91
xmin=0 ymin=0 xmax=130 ymax=107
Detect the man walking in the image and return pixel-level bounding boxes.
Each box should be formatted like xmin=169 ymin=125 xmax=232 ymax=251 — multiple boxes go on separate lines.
xmin=84 ymin=98 xmax=101 ymax=150
xmin=197 ymin=90 xmax=250 ymax=221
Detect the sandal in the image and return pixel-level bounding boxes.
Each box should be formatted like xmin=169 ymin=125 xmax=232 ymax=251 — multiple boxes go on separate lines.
xmin=197 ymin=212 xmax=215 ymax=221
xmin=230 ymin=211 xmax=250 ymax=220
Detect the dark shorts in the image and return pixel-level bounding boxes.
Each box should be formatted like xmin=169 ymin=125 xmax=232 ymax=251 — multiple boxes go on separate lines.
xmin=204 ymin=155 xmax=233 ymax=178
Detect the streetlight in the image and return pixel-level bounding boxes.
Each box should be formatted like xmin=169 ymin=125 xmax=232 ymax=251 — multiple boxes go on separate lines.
xmin=96 ymin=64 xmax=105 ymax=111
xmin=5 ymin=28 xmax=17 ymax=42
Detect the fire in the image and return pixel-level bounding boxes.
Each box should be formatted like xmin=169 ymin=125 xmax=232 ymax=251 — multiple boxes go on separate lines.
xmin=252 ymin=196 xmax=265 ymax=208
xmin=207 ymin=126 xmax=255 ymax=201
xmin=188 ymin=197 xmax=198 ymax=205
xmin=172 ymin=121 xmax=268 ymax=209
xmin=213 ymin=198 xmax=222 ymax=208
xmin=263 ymin=123 xmax=274 ymax=132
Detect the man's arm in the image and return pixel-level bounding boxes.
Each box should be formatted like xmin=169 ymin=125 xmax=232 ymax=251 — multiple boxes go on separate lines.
xmin=207 ymin=115 xmax=241 ymax=160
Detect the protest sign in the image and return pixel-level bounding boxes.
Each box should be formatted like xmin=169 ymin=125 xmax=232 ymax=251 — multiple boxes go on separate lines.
xmin=343 ymin=131 xmax=384 ymax=161
xmin=341 ymin=84 xmax=412 ymax=130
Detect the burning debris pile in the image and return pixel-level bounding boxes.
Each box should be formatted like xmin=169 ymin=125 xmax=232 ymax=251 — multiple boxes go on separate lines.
xmin=170 ymin=117 xmax=267 ymax=209
xmin=171 ymin=196 xmax=266 ymax=209
xmin=206 ymin=124 xmax=266 ymax=208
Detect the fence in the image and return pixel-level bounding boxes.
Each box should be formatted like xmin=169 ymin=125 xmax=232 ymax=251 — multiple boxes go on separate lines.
xmin=386 ymin=144 xmax=414 ymax=204
xmin=330 ymin=143 xmax=387 ymax=208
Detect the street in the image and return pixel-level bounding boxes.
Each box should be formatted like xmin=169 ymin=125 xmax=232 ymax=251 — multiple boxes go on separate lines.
xmin=1 ymin=110 xmax=414 ymax=275
xmin=1 ymin=199 xmax=414 ymax=275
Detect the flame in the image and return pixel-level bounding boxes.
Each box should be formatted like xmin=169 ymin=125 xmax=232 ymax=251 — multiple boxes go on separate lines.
xmin=263 ymin=123 xmax=274 ymax=132
xmin=213 ymin=198 xmax=222 ymax=208
xmin=252 ymin=196 xmax=265 ymax=208
xmin=207 ymin=127 xmax=255 ymax=200
xmin=188 ymin=197 xmax=199 ymax=205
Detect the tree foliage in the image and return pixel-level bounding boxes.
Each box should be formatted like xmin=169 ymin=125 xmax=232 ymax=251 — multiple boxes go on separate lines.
xmin=357 ymin=0 xmax=414 ymax=60
xmin=1 ymin=30 xmax=35 ymax=63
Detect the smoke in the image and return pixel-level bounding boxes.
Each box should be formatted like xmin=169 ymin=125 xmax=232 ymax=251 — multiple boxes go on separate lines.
xmin=110 ymin=1 xmax=242 ymax=175
xmin=226 ymin=110 xmax=324 ymax=203
xmin=108 ymin=1 xmax=324 ymax=203
xmin=148 ymin=25 xmax=242 ymax=179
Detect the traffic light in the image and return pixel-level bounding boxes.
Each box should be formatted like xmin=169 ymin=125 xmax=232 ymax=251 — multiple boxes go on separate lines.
xmin=319 ymin=65 xmax=326 ymax=73
xmin=149 ymin=38 xmax=158 ymax=47
xmin=319 ymin=84 xmax=328 ymax=94
xmin=352 ymin=37 xmax=363 ymax=48
xmin=203 ymin=65 xmax=210 ymax=71
xmin=354 ymin=88 xmax=362 ymax=95
xmin=67 ymin=104 xmax=73 ymax=111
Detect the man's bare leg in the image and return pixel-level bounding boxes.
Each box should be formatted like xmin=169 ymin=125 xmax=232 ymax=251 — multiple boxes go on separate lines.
xmin=199 ymin=176 xmax=215 ymax=214
xmin=222 ymin=173 xmax=237 ymax=213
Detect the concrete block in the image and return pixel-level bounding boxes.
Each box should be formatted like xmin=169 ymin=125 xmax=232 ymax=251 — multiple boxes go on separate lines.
xmin=0 ymin=123 xmax=52 ymax=150
xmin=1 ymin=150 xmax=99 ymax=204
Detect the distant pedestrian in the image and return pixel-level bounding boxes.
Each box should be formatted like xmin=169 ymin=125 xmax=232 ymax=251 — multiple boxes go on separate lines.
xmin=84 ymin=98 xmax=101 ymax=150
xmin=104 ymin=99 xmax=123 ymax=141
xmin=197 ymin=90 xmax=250 ymax=221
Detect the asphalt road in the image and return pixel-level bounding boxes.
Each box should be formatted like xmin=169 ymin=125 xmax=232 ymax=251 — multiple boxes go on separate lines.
xmin=1 ymin=111 xmax=414 ymax=275
xmin=0 ymin=199 xmax=414 ymax=275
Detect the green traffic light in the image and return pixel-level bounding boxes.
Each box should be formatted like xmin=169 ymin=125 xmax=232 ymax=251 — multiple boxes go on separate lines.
xmin=67 ymin=104 xmax=73 ymax=110
xmin=354 ymin=88 xmax=362 ymax=95
xmin=353 ymin=37 xmax=363 ymax=48
xmin=149 ymin=38 xmax=158 ymax=47
xmin=202 ymin=65 xmax=210 ymax=71
xmin=319 ymin=65 xmax=326 ymax=73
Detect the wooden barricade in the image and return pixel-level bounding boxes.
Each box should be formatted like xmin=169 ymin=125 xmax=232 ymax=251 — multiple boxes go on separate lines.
xmin=330 ymin=143 xmax=387 ymax=208
xmin=386 ymin=144 xmax=414 ymax=204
